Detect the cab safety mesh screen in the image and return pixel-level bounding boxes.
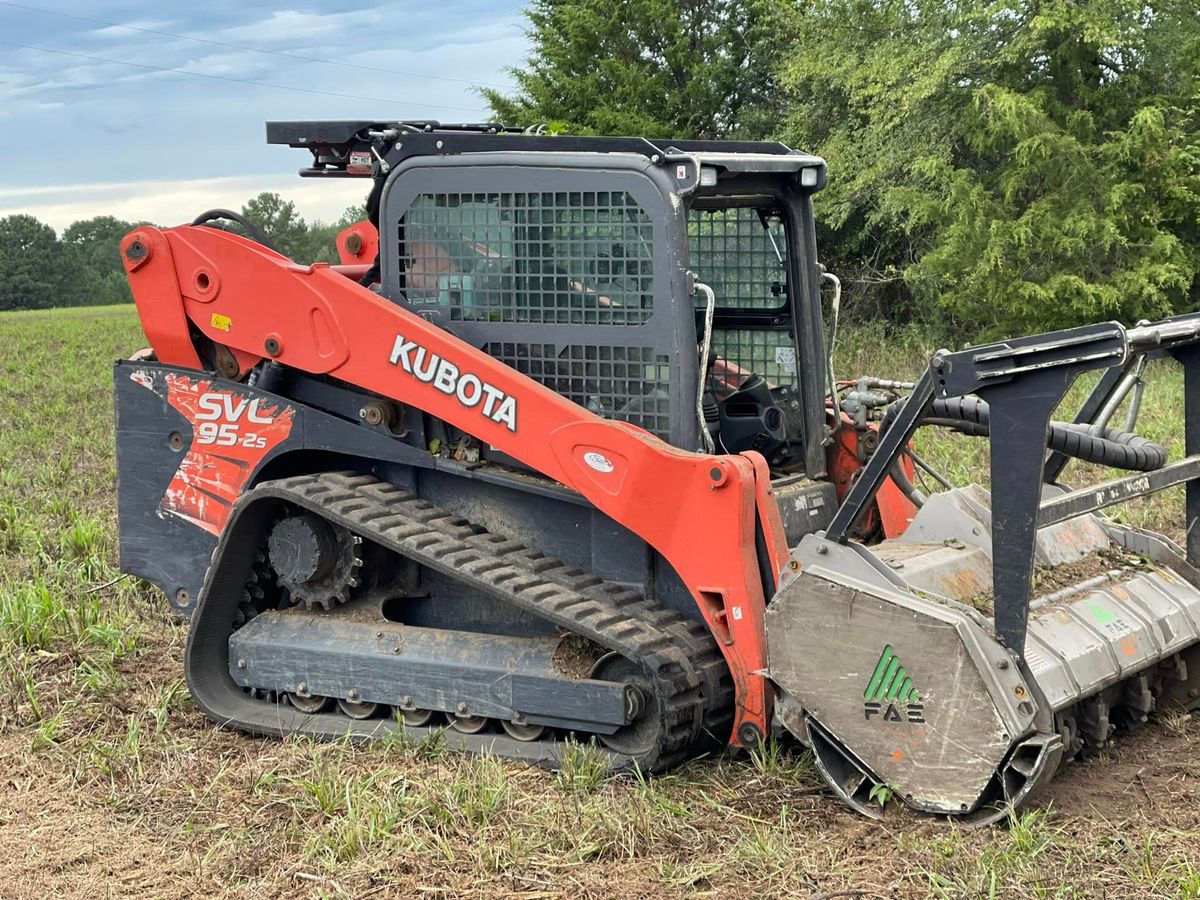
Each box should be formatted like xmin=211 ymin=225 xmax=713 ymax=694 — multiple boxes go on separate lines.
xmin=401 ymin=191 xmax=654 ymax=325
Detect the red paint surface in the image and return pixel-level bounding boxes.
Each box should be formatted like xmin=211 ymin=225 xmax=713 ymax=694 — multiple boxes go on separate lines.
xmin=827 ymin=413 xmax=917 ymax=539
xmin=336 ymin=221 xmax=379 ymax=267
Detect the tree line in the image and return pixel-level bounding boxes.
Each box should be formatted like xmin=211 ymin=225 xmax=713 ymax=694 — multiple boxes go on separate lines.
xmin=3 ymin=0 xmax=1195 ymax=336
xmin=486 ymin=0 xmax=1200 ymax=336
xmin=0 ymin=193 xmax=363 ymax=312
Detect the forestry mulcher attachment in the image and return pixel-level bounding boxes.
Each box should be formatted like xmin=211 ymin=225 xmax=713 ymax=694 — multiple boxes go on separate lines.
xmin=113 ymin=121 xmax=1200 ymax=823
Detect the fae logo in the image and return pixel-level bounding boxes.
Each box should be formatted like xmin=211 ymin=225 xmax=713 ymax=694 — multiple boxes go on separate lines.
xmin=863 ymin=645 xmax=926 ymax=724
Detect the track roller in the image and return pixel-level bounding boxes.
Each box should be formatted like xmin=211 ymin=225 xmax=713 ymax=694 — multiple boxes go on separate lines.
xmin=451 ymin=714 xmax=489 ymax=734
xmin=337 ymin=698 xmax=379 ymax=719
xmin=399 ymin=707 xmax=435 ymax=727
xmin=502 ymin=720 xmax=546 ymax=742
xmin=287 ymin=692 xmax=332 ymax=714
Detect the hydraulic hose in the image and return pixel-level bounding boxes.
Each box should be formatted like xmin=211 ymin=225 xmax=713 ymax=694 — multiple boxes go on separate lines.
xmin=880 ymin=395 xmax=1167 ymax=473
xmin=821 ymin=270 xmax=842 ymax=437
xmin=889 ymin=459 xmax=927 ymax=508
xmin=191 ymin=209 xmax=279 ymax=253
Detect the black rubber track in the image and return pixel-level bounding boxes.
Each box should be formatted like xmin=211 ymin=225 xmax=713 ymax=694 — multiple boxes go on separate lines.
xmin=185 ymin=472 xmax=732 ymax=772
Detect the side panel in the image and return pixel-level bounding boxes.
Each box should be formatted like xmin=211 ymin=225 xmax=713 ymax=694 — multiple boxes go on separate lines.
xmin=115 ymin=365 xmax=216 ymax=610
xmin=114 ymin=360 xmax=428 ymax=613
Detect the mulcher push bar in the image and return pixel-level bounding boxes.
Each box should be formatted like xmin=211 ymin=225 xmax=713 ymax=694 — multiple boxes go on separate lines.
xmin=825 ymin=311 xmax=1200 ymax=659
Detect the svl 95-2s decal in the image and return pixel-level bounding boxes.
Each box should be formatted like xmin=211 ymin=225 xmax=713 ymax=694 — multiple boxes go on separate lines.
xmin=131 ymin=370 xmax=295 ymax=534
xmin=193 ymin=393 xmax=275 ymax=448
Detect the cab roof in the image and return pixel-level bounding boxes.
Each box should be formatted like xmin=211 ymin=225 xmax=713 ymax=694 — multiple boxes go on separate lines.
xmin=266 ymin=120 xmax=824 ymax=180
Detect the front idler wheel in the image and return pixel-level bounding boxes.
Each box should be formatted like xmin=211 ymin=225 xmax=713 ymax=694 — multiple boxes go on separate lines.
xmin=589 ymin=652 xmax=654 ymax=756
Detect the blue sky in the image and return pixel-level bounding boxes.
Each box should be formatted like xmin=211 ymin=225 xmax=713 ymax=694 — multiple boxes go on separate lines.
xmin=0 ymin=1 xmax=528 ymax=229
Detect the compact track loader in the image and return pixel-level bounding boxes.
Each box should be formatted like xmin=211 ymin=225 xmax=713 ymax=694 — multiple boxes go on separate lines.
xmin=114 ymin=121 xmax=1200 ymax=823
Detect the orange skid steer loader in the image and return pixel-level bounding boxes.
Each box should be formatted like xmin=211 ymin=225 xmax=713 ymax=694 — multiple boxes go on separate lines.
xmin=113 ymin=121 xmax=1200 ymax=823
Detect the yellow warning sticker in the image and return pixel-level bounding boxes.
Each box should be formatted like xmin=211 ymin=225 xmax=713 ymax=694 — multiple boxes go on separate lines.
xmin=211 ymin=313 xmax=232 ymax=332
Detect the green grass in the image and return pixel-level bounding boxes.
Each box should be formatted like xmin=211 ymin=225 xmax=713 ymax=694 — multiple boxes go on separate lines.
xmin=0 ymin=305 xmax=1196 ymax=898
xmin=0 ymin=306 xmax=149 ymax=731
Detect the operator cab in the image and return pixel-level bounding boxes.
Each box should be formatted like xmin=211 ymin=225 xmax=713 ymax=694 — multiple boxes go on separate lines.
xmin=269 ymin=122 xmax=831 ymax=483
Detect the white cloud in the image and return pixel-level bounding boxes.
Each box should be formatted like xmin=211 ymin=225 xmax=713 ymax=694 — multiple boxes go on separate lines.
xmin=0 ymin=175 xmax=371 ymax=232
xmin=0 ymin=1 xmax=528 ymax=190
xmin=220 ymin=8 xmax=383 ymax=44
xmin=82 ymin=20 xmax=179 ymax=42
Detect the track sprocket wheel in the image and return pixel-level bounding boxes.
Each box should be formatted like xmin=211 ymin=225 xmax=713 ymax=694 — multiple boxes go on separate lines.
xmin=267 ymin=512 xmax=362 ymax=611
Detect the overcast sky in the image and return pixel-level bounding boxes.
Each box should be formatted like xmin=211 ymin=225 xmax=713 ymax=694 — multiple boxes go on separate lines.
xmin=0 ymin=1 xmax=528 ymax=230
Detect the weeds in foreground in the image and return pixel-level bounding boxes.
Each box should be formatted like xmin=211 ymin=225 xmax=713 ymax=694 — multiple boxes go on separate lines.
xmin=0 ymin=307 xmax=1197 ymax=897
xmin=555 ymin=740 xmax=610 ymax=792
xmin=918 ymin=809 xmax=1067 ymax=897
xmin=748 ymin=737 xmax=817 ymax=785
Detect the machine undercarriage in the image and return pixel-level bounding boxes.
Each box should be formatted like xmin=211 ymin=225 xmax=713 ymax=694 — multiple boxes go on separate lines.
xmin=196 ymin=471 xmax=731 ymax=769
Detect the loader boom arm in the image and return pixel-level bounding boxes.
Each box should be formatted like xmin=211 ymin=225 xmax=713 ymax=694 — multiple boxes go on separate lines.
xmin=121 ymin=224 xmax=790 ymax=747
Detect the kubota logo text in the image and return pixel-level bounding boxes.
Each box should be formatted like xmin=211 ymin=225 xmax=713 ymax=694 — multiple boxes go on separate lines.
xmin=863 ymin=645 xmax=925 ymax=723
xmin=389 ymin=334 xmax=518 ymax=432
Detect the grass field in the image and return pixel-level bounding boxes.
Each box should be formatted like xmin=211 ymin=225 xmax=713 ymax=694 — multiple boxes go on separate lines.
xmin=0 ymin=305 xmax=1198 ymax=899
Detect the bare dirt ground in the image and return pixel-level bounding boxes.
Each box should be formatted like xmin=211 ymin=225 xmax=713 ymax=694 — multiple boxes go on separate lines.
xmin=2 ymin=651 xmax=1197 ymax=900
xmin=1 ymin=307 xmax=1198 ymax=899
